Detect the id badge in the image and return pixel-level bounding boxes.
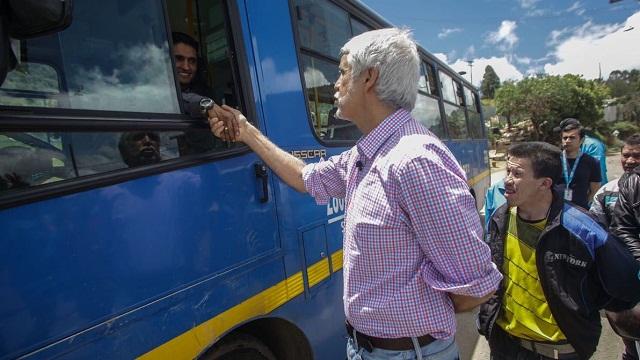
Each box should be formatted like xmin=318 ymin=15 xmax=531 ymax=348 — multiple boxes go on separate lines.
xmin=564 ymin=188 xmax=573 ymax=201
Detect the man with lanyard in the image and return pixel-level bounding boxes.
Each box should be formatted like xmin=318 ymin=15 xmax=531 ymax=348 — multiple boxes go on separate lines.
xmin=479 ymin=142 xmax=640 ymax=360
xmin=209 ymin=28 xmax=502 ymax=360
xmin=557 ymin=120 xmax=601 ymax=209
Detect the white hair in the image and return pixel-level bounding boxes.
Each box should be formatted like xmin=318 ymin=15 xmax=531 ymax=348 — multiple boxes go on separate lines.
xmin=340 ymin=28 xmax=420 ymax=111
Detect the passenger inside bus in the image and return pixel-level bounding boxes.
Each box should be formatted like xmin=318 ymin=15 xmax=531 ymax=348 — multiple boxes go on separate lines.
xmin=118 ymin=132 xmax=162 ymax=168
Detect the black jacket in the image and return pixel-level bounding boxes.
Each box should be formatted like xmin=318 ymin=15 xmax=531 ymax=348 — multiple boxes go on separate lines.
xmin=478 ymin=192 xmax=640 ymax=359
xmin=611 ymin=167 xmax=640 ymax=260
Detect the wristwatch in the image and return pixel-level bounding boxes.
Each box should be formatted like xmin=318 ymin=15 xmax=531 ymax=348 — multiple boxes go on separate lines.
xmin=199 ymin=97 xmax=215 ymax=116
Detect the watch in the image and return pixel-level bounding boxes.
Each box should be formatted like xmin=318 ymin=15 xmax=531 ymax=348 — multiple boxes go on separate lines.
xmin=199 ymin=97 xmax=215 ymax=116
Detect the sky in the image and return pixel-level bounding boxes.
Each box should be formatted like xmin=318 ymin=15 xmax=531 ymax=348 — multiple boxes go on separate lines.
xmin=360 ymin=0 xmax=640 ymax=87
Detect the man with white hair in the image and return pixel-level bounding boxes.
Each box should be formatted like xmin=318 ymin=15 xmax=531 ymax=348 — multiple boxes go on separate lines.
xmin=209 ymin=28 xmax=501 ymax=360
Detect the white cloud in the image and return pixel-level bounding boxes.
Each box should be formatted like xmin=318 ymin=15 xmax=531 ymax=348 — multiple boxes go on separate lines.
xmin=487 ymin=20 xmax=519 ymax=51
xmin=518 ymin=0 xmax=540 ymax=9
xmin=438 ymin=27 xmax=463 ymax=39
xmin=567 ymin=1 xmax=582 ymax=13
xmin=448 ymin=57 xmax=524 ymax=87
xmin=434 ymin=53 xmax=448 ymax=63
xmin=543 ymin=11 xmax=640 ymax=79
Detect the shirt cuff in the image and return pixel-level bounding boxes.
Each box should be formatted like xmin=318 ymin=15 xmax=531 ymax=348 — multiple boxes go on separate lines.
xmin=421 ymin=261 xmax=503 ymax=297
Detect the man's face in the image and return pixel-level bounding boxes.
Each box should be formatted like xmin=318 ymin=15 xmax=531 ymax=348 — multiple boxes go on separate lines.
xmin=621 ymin=144 xmax=640 ymax=172
xmin=504 ymin=156 xmax=549 ymax=207
xmin=334 ymin=55 xmax=365 ymax=123
xmin=561 ymin=129 xmax=582 ymax=154
xmin=127 ymin=132 xmax=161 ymax=166
xmin=173 ymin=43 xmax=198 ymax=88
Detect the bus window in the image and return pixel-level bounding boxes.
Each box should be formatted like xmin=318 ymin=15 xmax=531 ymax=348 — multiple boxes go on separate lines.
xmin=0 ymin=129 xmax=233 ymax=195
xmin=439 ymin=71 xmax=457 ymax=104
xmin=166 ymin=0 xmax=241 ymax=108
xmin=444 ymin=102 xmax=469 ymax=139
xmin=0 ymin=63 xmax=60 ymax=108
xmin=0 ymin=0 xmax=180 ymax=114
xmin=412 ymin=93 xmax=444 ymax=137
xmin=295 ymin=0 xmax=352 ymax=58
xmin=351 ymin=19 xmax=371 ymax=37
xmin=419 ymin=62 xmax=439 ymax=96
xmin=465 ymin=87 xmax=483 ymax=138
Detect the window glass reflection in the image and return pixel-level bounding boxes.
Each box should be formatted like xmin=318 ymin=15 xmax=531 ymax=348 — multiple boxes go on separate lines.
xmin=0 ymin=0 xmax=180 ymax=114
xmin=0 ymin=129 xmax=233 ymax=195
xmin=302 ymin=55 xmax=361 ymax=141
xmin=412 ymin=94 xmax=443 ymax=138
xmin=295 ymin=0 xmax=351 ymax=57
xmin=444 ymin=103 xmax=468 ymax=139
xmin=440 ymin=71 xmax=457 ymax=104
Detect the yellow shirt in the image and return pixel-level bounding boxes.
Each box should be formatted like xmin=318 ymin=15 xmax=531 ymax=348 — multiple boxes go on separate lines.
xmin=496 ymin=207 xmax=566 ymax=342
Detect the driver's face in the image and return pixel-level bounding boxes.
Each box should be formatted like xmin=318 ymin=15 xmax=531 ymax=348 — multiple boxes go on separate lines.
xmin=174 ymin=43 xmax=198 ymax=88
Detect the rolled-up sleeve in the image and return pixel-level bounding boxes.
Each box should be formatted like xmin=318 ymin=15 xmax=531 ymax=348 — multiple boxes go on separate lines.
xmin=398 ymin=147 xmax=502 ymax=297
xmin=302 ymin=152 xmax=350 ymax=205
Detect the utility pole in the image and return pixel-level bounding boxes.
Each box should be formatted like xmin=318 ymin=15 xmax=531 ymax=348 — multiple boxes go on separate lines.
xmin=466 ymin=60 xmax=474 ymax=84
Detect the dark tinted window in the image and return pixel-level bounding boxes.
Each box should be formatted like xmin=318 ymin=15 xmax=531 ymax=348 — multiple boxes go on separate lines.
xmin=351 ymin=19 xmax=371 ymax=37
xmin=444 ymin=103 xmax=468 ymax=139
xmin=465 ymin=87 xmax=483 ymax=138
xmin=0 ymin=0 xmax=180 ymax=114
xmin=0 ymin=130 xmax=234 ymax=195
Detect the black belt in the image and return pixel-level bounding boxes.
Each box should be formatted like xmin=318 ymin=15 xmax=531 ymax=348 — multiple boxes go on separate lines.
xmin=346 ymin=321 xmax=435 ymax=352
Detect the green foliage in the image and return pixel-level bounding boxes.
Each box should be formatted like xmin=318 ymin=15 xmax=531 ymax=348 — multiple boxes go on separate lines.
xmin=481 ymin=65 xmax=501 ymax=99
xmin=493 ymin=74 xmax=609 ymax=142
xmin=606 ymin=69 xmax=640 ymax=98
xmin=612 ymin=121 xmax=640 ymax=140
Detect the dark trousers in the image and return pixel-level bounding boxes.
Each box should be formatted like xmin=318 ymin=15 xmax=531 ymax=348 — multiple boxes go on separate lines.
xmin=488 ymin=326 xmax=580 ymax=360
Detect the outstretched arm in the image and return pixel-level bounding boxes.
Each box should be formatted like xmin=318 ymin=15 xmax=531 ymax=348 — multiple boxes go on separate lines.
xmin=209 ymin=105 xmax=307 ymax=193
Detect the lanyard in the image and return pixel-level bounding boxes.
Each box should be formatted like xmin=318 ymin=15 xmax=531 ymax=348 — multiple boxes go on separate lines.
xmin=562 ymin=150 xmax=582 ymax=186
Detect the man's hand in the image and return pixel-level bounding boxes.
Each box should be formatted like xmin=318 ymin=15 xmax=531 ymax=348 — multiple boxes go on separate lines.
xmin=208 ymin=105 xmax=247 ymax=143
xmin=449 ymin=292 xmax=494 ymax=313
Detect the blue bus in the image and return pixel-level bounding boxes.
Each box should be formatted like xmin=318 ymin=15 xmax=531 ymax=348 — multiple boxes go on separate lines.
xmin=0 ymin=0 xmax=489 ymax=358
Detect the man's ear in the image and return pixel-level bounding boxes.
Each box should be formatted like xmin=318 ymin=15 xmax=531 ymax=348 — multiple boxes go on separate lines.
xmin=541 ymin=177 xmax=553 ymax=190
xmin=364 ymin=67 xmax=379 ymax=92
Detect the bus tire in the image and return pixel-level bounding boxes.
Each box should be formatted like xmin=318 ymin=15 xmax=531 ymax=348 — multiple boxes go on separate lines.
xmin=201 ymin=333 xmax=277 ymax=360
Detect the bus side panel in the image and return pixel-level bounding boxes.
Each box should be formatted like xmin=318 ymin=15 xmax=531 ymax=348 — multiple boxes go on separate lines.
xmin=0 ymin=155 xmax=282 ymax=359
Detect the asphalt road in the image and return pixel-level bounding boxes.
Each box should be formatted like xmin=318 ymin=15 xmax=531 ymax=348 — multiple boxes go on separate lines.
xmin=458 ymin=152 xmax=626 ymax=360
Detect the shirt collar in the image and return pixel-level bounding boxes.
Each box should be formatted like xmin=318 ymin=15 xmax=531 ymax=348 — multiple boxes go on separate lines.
xmin=356 ymin=108 xmax=412 ymax=160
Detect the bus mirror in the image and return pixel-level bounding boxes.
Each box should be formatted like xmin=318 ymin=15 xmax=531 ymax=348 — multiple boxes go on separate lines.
xmin=0 ymin=0 xmax=73 ymax=85
xmin=6 ymin=0 xmax=73 ymax=40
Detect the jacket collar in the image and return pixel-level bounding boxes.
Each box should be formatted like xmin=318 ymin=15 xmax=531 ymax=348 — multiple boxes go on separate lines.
xmin=491 ymin=189 xmax=564 ymax=233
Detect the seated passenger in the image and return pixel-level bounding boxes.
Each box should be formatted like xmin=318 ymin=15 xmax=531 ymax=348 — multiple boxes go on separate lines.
xmin=118 ymin=132 xmax=161 ymax=167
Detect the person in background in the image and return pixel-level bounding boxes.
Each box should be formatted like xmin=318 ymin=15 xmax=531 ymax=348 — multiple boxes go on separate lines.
xmin=479 ymin=142 xmax=640 ymax=360
xmin=556 ymin=119 xmax=601 ymax=209
xmin=210 ymin=28 xmax=502 ymax=360
xmin=590 ymin=133 xmax=640 ymax=360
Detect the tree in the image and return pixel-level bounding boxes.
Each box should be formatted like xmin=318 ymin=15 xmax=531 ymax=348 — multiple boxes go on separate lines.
xmin=494 ymin=74 xmax=609 ymax=142
xmin=481 ymin=65 xmax=501 ymax=99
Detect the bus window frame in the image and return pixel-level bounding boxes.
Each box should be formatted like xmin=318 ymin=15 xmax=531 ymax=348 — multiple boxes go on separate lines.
xmin=290 ymin=0 xmax=381 ymax=148
xmin=0 ymin=0 xmax=258 ymax=211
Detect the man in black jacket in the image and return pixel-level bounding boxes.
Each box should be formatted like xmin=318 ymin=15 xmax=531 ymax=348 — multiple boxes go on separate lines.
xmin=479 ymin=142 xmax=640 ymax=360
xmin=610 ymin=145 xmax=640 ymax=360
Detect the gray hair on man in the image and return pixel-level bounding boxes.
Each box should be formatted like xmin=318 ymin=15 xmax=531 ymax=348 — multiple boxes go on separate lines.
xmin=340 ymin=27 xmax=420 ymax=111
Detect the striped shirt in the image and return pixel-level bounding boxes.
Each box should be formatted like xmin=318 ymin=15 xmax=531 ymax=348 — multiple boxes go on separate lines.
xmin=302 ymin=109 xmax=502 ymax=339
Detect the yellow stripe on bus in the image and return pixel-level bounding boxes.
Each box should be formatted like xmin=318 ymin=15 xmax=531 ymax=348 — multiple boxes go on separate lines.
xmin=468 ymin=169 xmax=491 ymax=187
xmin=138 ymin=249 xmax=344 ymax=360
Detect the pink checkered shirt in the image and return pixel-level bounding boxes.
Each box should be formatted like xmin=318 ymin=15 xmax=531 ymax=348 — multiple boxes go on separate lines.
xmin=302 ymin=109 xmax=502 ymax=339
